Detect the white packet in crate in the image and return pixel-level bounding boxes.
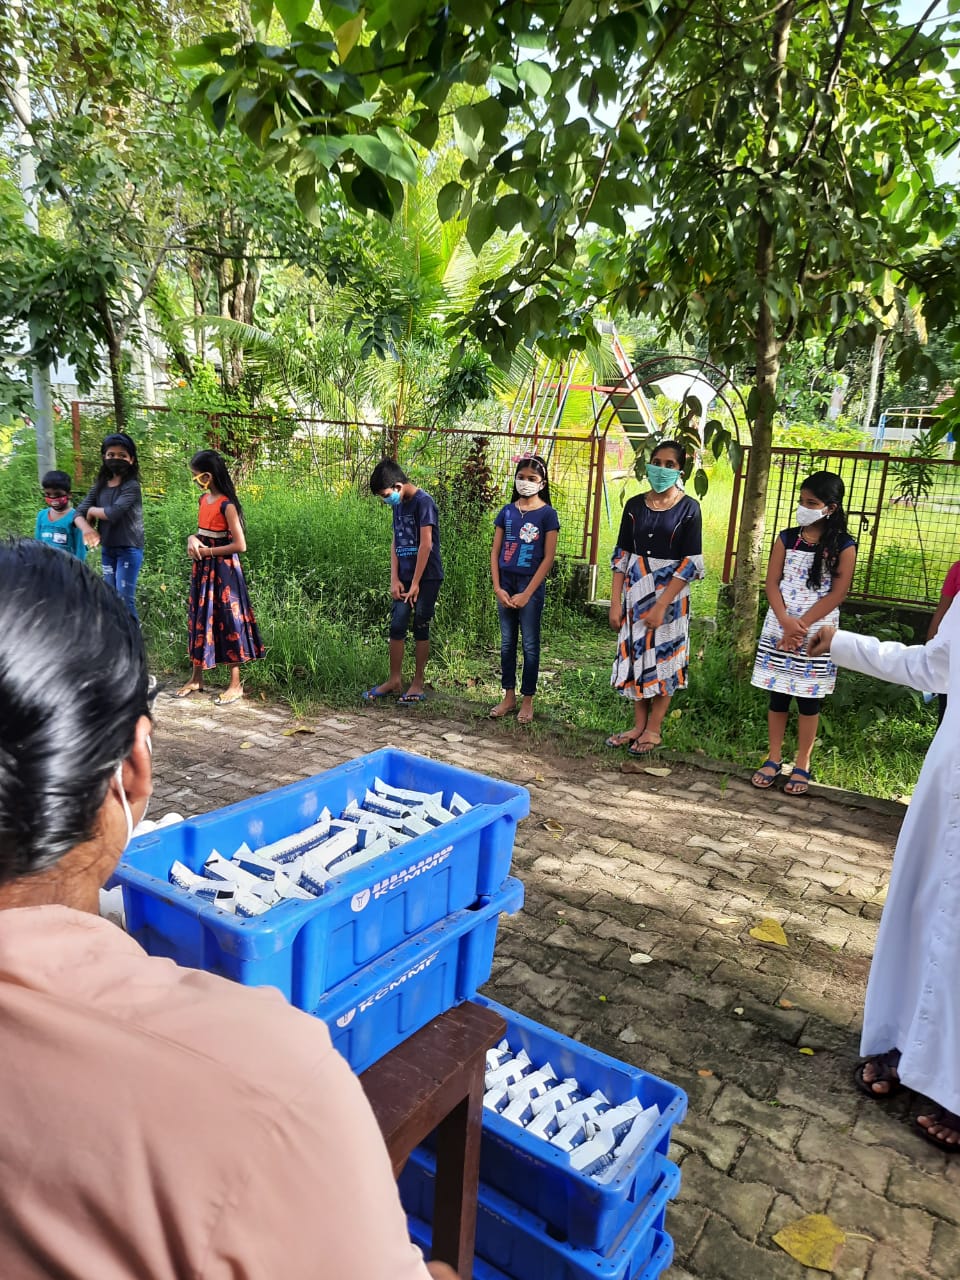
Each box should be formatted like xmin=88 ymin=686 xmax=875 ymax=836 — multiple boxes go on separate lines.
xmin=236 ymin=892 xmax=271 ymax=917
xmin=272 ymin=869 xmax=315 ymax=901
xmin=361 ymin=789 xmax=410 ymax=819
xmin=484 ymin=1049 xmax=531 ymax=1092
xmin=551 ymin=1119 xmax=589 ymax=1152
xmin=594 ymin=1098 xmax=644 ymax=1144
xmin=526 ymin=1105 xmax=563 ymax=1140
xmin=449 ymin=792 xmax=472 ymax=816
xmin=233 ymin=845 xmax=281 ymax=881
xmin=506 ymin=1063 xmax=556 ymax=1102
xmin=549 ymin=1091 xmax=611 ymax=1129
xmin=594 ymin=1105 xmax=662 ymax=1184
xmin=203 ymin=852 xmax=270 ymax=897
xmin=570 ymin=1133 xmax=617 ymax=1175
xmin=530 ymin=1079 xmax=585 ymax=1116
xmin=256 ymin=810 xmax=333 ymax=864
xmin=483 ymin=1084 xmax=511 ymax=1114
xmin=486 ymin=1041 xmax=512 ymax=1072
xmin=372 ymin=777 xmax=443 ymax=808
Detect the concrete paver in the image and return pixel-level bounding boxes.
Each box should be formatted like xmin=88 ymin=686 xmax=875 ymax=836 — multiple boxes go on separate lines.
xmin=148 ymin=690 xmax=951 ymax=1278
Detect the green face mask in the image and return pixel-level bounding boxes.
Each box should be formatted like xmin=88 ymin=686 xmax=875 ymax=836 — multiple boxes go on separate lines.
xmin=646 ymin=463 xmax=679 ymax=493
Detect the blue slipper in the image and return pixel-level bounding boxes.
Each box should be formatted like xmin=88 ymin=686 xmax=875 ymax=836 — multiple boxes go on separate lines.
xmin=361 ymin=687 xmax=397 ymax=703
xmin=751 ymin=759 xmax=782 ymax=789
xmin=398 ymin=692 xmax=427 ymax=705
xmin=784 ymin=766 xmax=811 ymax=796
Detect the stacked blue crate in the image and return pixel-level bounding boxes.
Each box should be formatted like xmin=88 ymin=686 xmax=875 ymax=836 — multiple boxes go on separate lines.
xmin=403 ymin=998 xmax=687 ymax=1279
xmin=113 ymin=748 xmax=528 ymax=1069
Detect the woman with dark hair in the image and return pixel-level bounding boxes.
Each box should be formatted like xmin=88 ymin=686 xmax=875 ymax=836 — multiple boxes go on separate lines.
xmin=74 ymin=431 xmax=145 ymax=621
xmin=176 ymin=449 xmax=263 ymax=706
xmin=607 ymin=440 xmax=705 ymax=755
xmin=750 ymin=470 xmax=857 ymax=796
xmin=0 ymin=539 xmax=448 ymax=1279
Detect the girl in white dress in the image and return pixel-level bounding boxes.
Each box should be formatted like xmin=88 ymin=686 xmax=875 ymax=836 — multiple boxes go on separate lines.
xmin=810 ymin=612 xmax=960 ymax=1152
xmin=750 ymin=472 xmax=857 ymax=795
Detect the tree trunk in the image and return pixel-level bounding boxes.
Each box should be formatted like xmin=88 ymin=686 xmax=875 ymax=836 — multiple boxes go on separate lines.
xmin=731 ymin=0 xmax=793 ymax=669
xmin=861 ymin=331 xmax=887 ymax=440
xmin=98 ymin=294 xmax=127 ymax=429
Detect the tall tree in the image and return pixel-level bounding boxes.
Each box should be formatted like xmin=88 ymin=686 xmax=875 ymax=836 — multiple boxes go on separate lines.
xmin=193 ymin=0 xmax=960 ymax=654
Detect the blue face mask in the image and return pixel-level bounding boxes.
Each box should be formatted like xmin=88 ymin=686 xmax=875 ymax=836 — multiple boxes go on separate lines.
xmin=646 ymin=463 xmax=680 ymax=493
xmin=382 ymin=489 xmax=402 ymax=507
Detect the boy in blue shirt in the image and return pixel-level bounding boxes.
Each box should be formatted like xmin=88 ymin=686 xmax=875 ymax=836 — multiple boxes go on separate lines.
xmin=364 ymin=458 xmax=443 ymax=705
xmin=34 ymin=471 xmax=86 ymax=561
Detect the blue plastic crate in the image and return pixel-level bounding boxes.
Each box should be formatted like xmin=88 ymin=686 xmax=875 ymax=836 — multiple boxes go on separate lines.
xmin=472 ymin=998 xmax=687 ymax=1252
xmin=406 ymin=1215 xmax=673 ymax=1280
xmin=400 ymin=1145 xmax=678 ymax=1280
xmin=114 ymin=748 xmax=528 ymax=1012
xmin=314 ymin=878 xmax=524 ymax=1073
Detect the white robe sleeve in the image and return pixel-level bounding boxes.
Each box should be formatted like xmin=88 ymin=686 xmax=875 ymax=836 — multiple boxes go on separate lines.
xmin=829 ymin=607 xmax=956 ymax=696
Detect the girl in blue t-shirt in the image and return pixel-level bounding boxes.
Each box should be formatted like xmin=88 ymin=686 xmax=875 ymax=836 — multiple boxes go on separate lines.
xmin=489 ymin=455 xmax=560 ymax=724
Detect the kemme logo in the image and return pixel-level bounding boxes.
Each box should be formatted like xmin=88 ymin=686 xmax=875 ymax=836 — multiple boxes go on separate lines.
xmin=350 ymin=845 xmax=454 ymax=912
xmin=334 ymin=951 xmax=440 ymax=1027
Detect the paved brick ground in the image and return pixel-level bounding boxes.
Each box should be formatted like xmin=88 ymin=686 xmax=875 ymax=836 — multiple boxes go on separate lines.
xmin=150 ymin=690 xmax=958 ymax=1279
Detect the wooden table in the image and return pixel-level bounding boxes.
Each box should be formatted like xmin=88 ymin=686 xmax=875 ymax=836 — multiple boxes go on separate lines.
xmin=360 ymin=1001 xmax=506 ymax=1279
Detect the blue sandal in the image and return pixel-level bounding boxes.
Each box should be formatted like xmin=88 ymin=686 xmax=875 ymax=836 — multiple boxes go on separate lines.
xmin=751 ymin=759 xmax=782 ymax=789
xmin=784 ymin=766 xmax=811 ymax=796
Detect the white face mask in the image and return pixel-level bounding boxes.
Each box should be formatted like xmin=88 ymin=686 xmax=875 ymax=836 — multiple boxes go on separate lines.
xmin=515 ymin=477 xmax=542 ymax=497
xmin=114 ymin=733 xmax=151 ymax=851
xmin=796 ymin=504 xmax=828 ymax=527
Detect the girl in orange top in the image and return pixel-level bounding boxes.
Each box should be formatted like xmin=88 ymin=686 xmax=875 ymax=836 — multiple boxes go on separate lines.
xmin=175 ymin=450 xmax=264 ymax=706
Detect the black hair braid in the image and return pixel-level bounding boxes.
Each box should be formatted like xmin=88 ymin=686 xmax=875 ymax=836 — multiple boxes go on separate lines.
xmin=800 ymin=471 xmax=850 ymax=589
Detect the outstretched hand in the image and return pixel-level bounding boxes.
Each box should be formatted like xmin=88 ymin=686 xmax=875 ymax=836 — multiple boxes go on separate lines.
xmin=426 ymin=1264 xmax=460 ymax=1279
xmin=807 ymin=627 xmax=836 ymax=657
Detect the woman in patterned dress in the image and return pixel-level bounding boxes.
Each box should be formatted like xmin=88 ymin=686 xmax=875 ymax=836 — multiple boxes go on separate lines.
xmin=175 ymin=450 xmax=264 ymax=706
xmin=750 ymin=471 xmax=857 ymax=795
xmin=607 ymin=441 xmax=705 ymax=755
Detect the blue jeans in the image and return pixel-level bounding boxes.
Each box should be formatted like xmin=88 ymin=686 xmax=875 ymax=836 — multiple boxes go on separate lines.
xmin=497 ymin=574 xmax=545 ymax=696
xmin=101 ymin=546 xmax=143 ymax=622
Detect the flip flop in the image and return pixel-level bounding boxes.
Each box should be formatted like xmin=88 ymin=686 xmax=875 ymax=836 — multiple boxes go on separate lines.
xmin=853 ymin=1050 xmax=902 ymax=1100
xmin=361 ymin=687 xmax=398 ymax=702
xmin=214 ymin=690 xmax=243 ymax=706
xmin=916 ymin=1106 xmax=960 ymax=1154
xmin=605 ymin=732 xmax=638 ymax=748
xmin=751 ymin=759 xmax=782 ymax=789
xmin=175 ymin=685 xmax=204 ymax=699
xmin=628 ymin=733 xmax=662 ymax=756
xmin=398 ymin=692 xmax=427 ymax=705
xmin=784 ymin=766 xmax=811 ymax=796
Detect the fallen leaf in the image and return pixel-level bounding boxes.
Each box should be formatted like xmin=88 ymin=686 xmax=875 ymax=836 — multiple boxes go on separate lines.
xmin=733 ymin=1007 xmax=744 ymax=1016
xmin=442 ymin=733 xmax=463 ymax=743
xmin=778 ymin=998 xmax=795 ymax=1009
xmin=282 ymin=726 xmax=315 ymax=737
xmin=534 ymin=773 xmax=545 ymax=782
xmin=239 ymin=742 xmax=251 ymax=750
xmin=598 ymin=995 xmax=607 ymax=1002
xmin=670 ymin=709 xmax=682 ymax=719
xmin=799 ymin=1046 xmax=815 ymax=1055
xmin=712 ymin=917 xmax=739 ymax=926
xmin=629 ymin=952 xmax=653 ymax=965
xmin=749 ymin=918 xmax=789 ymax=947
xmin=643 ymin=766 xmax=672 ymax=777
xmin=697 ymin=1068 xmax=713 ymax=1077
xmin=542 ymin=819 xmax=564 ymax=833
xmin=773 ymin=1213 xmax=847 ymax=1271
xmin=618 ymin=1026 xmax=640 ymax=1044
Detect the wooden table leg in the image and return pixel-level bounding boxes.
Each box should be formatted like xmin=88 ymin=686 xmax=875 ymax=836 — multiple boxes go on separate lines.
xmin=431 ymin=1074 xmax=483 ymax=1280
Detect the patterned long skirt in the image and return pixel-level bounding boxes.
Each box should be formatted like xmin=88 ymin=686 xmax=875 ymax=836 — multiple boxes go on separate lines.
xmin=187 ymin=545 xmax=264 ymax=670
xmin=610 ymin=554 xmax=692 ymax=700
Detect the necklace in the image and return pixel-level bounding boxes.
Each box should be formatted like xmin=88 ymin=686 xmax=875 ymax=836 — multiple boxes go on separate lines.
xmin=645 ymin=489 xmax=680 ymax=512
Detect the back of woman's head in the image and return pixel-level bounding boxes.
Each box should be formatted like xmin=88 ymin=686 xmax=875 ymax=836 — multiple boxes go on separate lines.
xmin=190 ymin=449 xmax=243 ymax=523
xmin=0 ymin=541 xmax=148 ymax=884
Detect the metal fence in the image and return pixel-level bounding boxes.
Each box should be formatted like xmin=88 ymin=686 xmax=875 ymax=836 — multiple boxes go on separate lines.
xmin=70 ymin=401 xmax=629 ymax=572
xmin=723 ymin=447 xmax=960 ymax=607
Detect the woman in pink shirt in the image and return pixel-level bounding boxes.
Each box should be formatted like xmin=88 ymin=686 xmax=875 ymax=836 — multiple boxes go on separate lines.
xmin=0 ymin=540 xmax=453 ymax=1280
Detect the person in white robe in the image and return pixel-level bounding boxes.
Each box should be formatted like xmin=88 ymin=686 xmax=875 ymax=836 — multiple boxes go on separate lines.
xmin=809 ymin=609 xmax=960 ymax=1151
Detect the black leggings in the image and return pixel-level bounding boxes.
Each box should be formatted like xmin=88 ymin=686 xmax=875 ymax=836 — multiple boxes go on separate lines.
xmin=768 ymin=691 xmax=822 ymax=717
